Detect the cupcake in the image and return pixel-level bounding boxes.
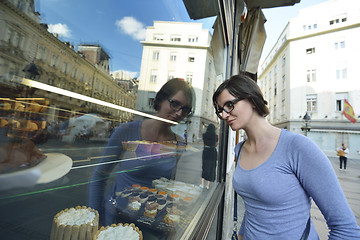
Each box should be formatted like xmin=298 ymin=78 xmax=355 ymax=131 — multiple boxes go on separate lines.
xmin=169 ymin=194 xmax=180 ymax=202
xmin=139 ymin=192 xmax=149 ymax=203
xmin=132 ymin=184 xmax=141 ymax=190
xmin=180 ymin=196 xmax=193 ymax=205
xmin=148 ymin=188 xmax=157 ymax=195
xmin=128 ymin=193 xmax=140 ymax=203
xmin=157 ymin=191 xmax=167 ymax=199
xmin=140 ymin=186 xmax=149 ymax=192
xmin=144 ymin=201 xmax=159 ymax=219
xmin=157 ymin=199 xmax=167 ymax=210
xmin=121 ymin=190 xmax=132 ymax=198
xmin=94 ymin=223 xmax=142 ymax=240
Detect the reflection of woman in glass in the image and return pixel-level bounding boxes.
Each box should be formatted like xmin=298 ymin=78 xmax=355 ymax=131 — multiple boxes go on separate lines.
xmin=89 ymin=78 xmax=195 ymax=226
xmin=200 ymin=124 xmax=217 ymax=189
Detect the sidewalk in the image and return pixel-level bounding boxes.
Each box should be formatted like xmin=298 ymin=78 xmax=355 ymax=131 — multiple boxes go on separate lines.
xmin=311 ymin=156 xmax=360 ymax=239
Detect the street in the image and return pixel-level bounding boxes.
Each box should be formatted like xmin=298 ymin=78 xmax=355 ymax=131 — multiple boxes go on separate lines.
xmin=310 ymin=156 xmax=360 ymax=239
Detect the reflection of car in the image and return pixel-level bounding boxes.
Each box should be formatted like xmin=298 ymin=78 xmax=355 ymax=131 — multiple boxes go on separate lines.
xmin=61 ymin=114 xmax=110 ymax=143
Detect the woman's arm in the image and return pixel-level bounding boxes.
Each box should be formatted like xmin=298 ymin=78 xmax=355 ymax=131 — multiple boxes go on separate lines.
xmin=293 ymin=136 xmax=360 ymax=238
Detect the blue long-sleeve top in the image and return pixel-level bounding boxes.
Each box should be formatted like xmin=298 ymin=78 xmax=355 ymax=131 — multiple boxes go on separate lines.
xmin=88 ymin=120 xmax=183 ymax=224
xmin=233 ymin=129 xmax=360 ymax=239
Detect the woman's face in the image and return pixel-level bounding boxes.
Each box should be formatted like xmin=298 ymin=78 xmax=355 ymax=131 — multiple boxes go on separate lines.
xmin=216 ymin=89 xmax=254 ymax=131
xmin=157 ymin=90 xmax=191 ymax=123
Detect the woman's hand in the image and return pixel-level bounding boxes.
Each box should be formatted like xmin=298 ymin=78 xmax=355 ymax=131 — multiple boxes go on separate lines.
xmin=238 ymin=234 xmax=243 ymax=240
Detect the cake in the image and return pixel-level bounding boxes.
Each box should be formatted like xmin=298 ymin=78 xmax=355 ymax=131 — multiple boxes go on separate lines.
xmin=50 ymin=206 xmax=99 ymax=240
xmin=94 ymin=223 xmax=143 ymax=240
xmin=164 ymin=203 xmax=182 ymax=225
xmin=144 ymin=201 xmax=158 ymax=218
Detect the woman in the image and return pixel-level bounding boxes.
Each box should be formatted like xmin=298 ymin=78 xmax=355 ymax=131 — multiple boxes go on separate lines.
xmin=337 ymin=143 xmax=349 ymax=170
xmin=200 ymin=123 xmax=218 ymax=189
xmin=89 ymin=78 xmax=195 ymax=225
xmin=212 ymin=74 xmax=360 ymax=239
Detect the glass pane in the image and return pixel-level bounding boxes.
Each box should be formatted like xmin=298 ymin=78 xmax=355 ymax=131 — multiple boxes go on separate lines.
xmin=0 ymin=1 xmax=218 ymax=239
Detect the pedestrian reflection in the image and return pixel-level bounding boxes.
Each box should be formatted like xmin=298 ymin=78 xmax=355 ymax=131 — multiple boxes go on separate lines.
xmin=88 ymin=78 xmax=195 ymax=229
xmin=200 ymin=124 xmax=218 ymax=189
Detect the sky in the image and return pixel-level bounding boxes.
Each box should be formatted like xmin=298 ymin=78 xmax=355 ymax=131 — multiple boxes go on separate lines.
xmin=36 ymin=0 xmax=216 ymax=78
xmin=36 ymin=0 xmax=329 ymax=78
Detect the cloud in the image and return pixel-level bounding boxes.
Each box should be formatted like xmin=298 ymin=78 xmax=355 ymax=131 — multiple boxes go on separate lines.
xmin=115 ymin=16 xmax=146 ymax=41
xmin=48 ymin=23 xmax=72 ymax=38
xmin=112 ymin=70 xmax=138 ymax=79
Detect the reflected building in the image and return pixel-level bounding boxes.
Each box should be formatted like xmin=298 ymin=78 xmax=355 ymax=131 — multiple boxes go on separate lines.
xmin=136 ymin=21 xmax=221 ymax=141
xmin=0 ymin=0 xmax=136 ymax=124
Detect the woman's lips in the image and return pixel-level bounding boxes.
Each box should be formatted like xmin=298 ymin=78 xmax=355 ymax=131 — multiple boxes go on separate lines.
xmin=227 ymin=119 xmax=235 ymax=125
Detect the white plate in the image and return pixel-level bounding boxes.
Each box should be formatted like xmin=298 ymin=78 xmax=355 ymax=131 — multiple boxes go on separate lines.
xmin=0 ymin=153 xmax=72 ymax=191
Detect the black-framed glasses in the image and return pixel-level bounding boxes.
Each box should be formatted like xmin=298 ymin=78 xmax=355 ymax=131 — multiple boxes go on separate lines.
xmin=168 ymin=99 xmax=192 ymax=116
xmin=215 ymin=98 xmax=243 ymax=119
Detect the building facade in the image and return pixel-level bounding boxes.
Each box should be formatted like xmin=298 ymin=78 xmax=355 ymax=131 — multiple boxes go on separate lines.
xmin=258 ymin=0 xmax=360 ymax=157
xmin=136 ymin=21 xmax=221 ymax=141
xmin=0 ymin=0 xmax=136 ymax=126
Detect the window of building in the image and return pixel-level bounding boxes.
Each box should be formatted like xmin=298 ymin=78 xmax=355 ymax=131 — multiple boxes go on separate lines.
xmin=306 ymin=94 xmax=317 ymax=112
xmin=282 ymin=75 xmax=286 ymax=89
xmin=36 ymin=45 xmax=47 ymax=61
xmin=170 ymin=53 xmax=177 ymax=61
xmin=274 ymin=83 xmax=277 ymax=96
xmin=62 ymin=62 xmax=68 ymax=74
xmin=329 ymin=14 xmax=347 ymax=25
xmin=282 ymin=55 xmax=286 ymax=66
xmin=313 ymin=24 xmax=317 ymax=29
xmin=186 ymin=73 xmax=193 ymax=84
xmin=150 ymin=69 xmax=158 ymax=83
xmin=72 ymin=68 xmax=77 ymax=79
xmin=188 ymin=56 xmax=195 ymax=62
xmin=307 ymin=69 xmax=316 ymax=82
xmin=335 ymin=93 xmax=348 ymax=111
xmin=51 ymin=54 xmax=59 ymax=67
xmin=334 ymin=40 xmax=345 ymax=49
xmin=170 ymin=35 xmax=181 ymax=42
xmin=336 ymin=68 xmax=347 ymax=80
xmin=153 ymin=34 xmax=164 ymax=41
xmin=188 ymin=36 xmax=198 ymax=42
xmin=306 ymin=47 xmax=315 ymax=54
xmin=153 ymin=51 xmax=160 ymax=60
xmin=148 ymin=92 xmax=156 ymax=108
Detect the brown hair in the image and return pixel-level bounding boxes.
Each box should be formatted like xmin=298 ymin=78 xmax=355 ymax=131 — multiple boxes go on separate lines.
xmin=154 ymin=78 xmax=195 ymax=116
xmin=212 ymin=74 xmax=269 ymax=117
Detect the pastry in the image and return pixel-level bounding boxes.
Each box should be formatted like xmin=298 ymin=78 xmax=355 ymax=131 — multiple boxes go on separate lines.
xmin=94 ymin=223 xmax=143 ymax=240
xmin=50 ymin=206 xmax=99 ymax=240
xmin=144 ymin=201 xmax=158 ymax=218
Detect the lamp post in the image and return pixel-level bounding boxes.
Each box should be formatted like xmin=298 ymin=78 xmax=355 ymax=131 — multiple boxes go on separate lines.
xmin=301 ymin=112 xmax=311 ymax=136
